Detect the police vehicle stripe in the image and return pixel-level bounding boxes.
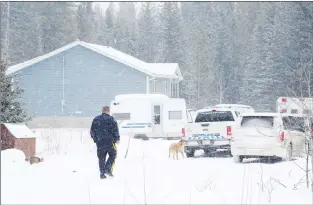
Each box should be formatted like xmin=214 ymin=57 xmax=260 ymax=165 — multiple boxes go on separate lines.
xmin=120 ymin=123 xmax=151 ymax=129
xmin=127 ymin=123 xmax=152 ymax=125
xmin=188 ymin=134 xmax=226 ymax=140
xmin=121 ymin=126 xmax=146 ymax=128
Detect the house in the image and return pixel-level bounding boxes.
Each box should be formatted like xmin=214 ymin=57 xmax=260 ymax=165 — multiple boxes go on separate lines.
xmin=1 ymin=123 xmax=36 ymax=159
xmin=6 ymin=40 xmax=183 ymax=117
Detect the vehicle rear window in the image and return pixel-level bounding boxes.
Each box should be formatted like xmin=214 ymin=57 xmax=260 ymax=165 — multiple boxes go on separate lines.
xmin=195 ymin=111 xmax=234 ymax=123
xmin=241 ymin=116 xmax=274 ymax=128
xmin=283 ymin=116 xmax=306 ymax=133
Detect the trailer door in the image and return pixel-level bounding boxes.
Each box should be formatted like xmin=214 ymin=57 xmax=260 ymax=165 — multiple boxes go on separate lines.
xmin=151 ymin=104 xmax=163 ymax=137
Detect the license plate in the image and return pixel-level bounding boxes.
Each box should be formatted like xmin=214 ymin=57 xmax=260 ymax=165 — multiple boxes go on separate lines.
xmin=203 ymin=129 xmax=208 ymax=131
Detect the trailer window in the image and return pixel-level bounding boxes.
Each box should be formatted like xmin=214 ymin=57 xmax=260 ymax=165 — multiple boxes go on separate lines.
xmin=291 ymin=109 xmax=298 ymax=114
xmin=283 ymin=116 xmax=306 ymax=133
xmin=303 ymin=109 xmax=311 ymax=115
xmin=153 ymin=105 xmax=161 ymax=124
xmin=169 ymin=111 xmax=182 ymax=120
xmin=112 ymin=113 xmax=131 ymax=120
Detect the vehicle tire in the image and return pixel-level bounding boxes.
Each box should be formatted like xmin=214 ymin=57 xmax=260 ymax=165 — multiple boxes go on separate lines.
xmin=285 ymin=143 xmax=293 ymax=161
xmin=228 ymin=151 xmax=233 ymax=157
xmin=233 ymin=155 xmax=243 ymax=163
xmin=186 ymin=151 xmax=195 ymax=158
xmin=204 ymin=149 xmax=211 ymax=156
xmin=266 ymin=157 xmax=274 ymax=163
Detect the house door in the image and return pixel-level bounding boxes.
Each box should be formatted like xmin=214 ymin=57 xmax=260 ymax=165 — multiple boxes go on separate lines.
xmin=152 ymin=104 xmax=163 ymax=137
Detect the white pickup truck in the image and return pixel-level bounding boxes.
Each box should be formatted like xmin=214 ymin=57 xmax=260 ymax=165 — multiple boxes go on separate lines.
xmin=184 ymin=108 xmax=238 ymax=157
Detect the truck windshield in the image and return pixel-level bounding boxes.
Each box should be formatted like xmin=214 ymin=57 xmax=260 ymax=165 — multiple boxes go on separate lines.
xmin=195 ymin=111 xmax=234 ymax=123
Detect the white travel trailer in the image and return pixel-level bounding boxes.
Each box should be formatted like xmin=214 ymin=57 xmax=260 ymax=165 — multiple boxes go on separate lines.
xmin=110 ymin=94 xmax=192 ymax=140
xmin=276 ymin=97 xmax=313 ymax=115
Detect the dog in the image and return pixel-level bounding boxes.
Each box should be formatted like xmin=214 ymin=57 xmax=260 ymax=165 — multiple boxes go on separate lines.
xmin=168 ymin=138 xmax=186 ymax=160
xmin=29 ymin=156 xmax=44 ymax=165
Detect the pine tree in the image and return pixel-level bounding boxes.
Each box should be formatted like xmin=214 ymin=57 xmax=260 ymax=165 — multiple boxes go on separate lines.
xmin=160 ymin=2 xmax=183 ymax=63
xmin=103 ymin=2 xmax=116 ymax=47
xmin=40 ymin=2 xmax=77 ymax=53
xmin=0 ymin=60 xmax=30 ymax=123
xmin=115 ymin=2 xmax=137 ymax=56
xmin=76 ymin=2 xmax=95 ymax=42
xmin=137 ymin=2 xmax=159 ymax=62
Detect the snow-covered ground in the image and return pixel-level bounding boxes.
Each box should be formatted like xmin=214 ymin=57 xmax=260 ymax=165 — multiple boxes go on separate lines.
xmin=1 ymin=128 xmax=312 ymax=204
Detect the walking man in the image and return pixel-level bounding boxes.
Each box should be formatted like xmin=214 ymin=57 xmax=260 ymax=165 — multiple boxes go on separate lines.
xmin=90 ymin=106 xmax=120 ymax=179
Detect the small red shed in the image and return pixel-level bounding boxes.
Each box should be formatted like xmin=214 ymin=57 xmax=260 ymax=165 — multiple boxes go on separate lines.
xmin=1 ymin=123 xmax=36 ymax=160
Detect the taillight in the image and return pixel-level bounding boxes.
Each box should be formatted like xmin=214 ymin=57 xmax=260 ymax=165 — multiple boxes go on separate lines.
xmin=281 ymin=108 xmax=287 ymax=113
xmin=280 ymin=131 xmax=285 ymax=142
xmin=282 ymin=98 xmax=287 ymax=102
xmin=212 ymin=109 xmax=216 ymax=112
xmin=182 ymin=128 xmax=185 ymax=137
xmin=227 ymin=126 xmax=232 ymax=137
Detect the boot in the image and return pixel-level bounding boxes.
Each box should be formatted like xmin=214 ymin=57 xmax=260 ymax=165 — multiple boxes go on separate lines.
xmin=100 ymin=173 xmax=107 ymax=179
xmin=106 ymin=172 xmax=114 ymax=177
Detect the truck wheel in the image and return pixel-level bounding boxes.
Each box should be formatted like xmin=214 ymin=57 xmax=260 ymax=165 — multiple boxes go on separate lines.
xmin=186 ymin=151 xmax=195 ymax=158
xmin=233 ymin=155 xmax=243 ymax=163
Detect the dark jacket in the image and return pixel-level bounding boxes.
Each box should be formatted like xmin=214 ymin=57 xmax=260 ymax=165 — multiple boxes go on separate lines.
xmin=90 ymin=113 xmax=120 ymax=147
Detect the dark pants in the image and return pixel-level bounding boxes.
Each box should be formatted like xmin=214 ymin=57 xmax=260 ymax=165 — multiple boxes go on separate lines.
xmin=97 ymin=143 xmax=117 ymax=175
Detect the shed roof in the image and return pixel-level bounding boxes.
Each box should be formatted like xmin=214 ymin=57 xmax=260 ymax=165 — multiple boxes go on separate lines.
xmin=6 ymin=40 xmax=183 ymax=80
xmin=2 ymin=123 xmax=35 ymax=139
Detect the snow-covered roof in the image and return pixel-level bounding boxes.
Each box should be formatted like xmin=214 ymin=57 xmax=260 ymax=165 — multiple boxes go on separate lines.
xmin=6 ymin=40 xmax=183 ymax=80
xmin=240 ymin=112 xmax=278 ymax=117
xmin=2 ymin=123 xmax=35 ymax=139
xmin=196 ymin=108 xmax=235 ymax=113
xmin=215 ymin=104 xmax=253 ymax=108
xmin=114 ymin=94 xmax=169 ymax=101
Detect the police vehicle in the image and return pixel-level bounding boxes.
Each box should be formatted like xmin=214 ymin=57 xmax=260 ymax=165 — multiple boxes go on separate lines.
xmin=184 ymin=107 xmax=238 ymax=157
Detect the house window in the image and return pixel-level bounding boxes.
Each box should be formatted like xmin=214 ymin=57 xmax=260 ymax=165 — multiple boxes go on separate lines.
xmin=169 ymin=111 xmax=182 ymax=120
xmin=171 ymin=82 xmax=178 ymax=98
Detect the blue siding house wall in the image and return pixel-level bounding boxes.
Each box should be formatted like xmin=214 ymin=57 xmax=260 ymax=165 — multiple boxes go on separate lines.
xmin=14 ymin=45 xmax=147 ymax=117
xmin=7 ymin=40 xmax=183 ymax=118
